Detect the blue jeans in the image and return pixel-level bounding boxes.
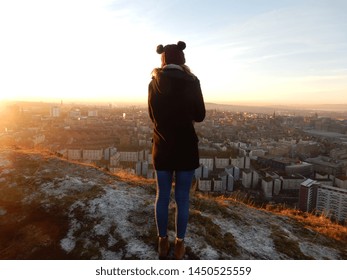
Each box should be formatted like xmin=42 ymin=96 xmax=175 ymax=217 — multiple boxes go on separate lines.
xmin=155 ymin=170 xmax=195 ymax=239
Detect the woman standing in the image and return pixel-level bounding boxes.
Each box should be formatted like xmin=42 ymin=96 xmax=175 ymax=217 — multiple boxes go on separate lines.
xmin=148 ymin=41 xmax=205 ymax=259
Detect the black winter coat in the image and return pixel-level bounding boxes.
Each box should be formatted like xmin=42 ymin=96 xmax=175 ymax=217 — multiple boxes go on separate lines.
xmin=148 ymin=67 xmax=205 ymax=171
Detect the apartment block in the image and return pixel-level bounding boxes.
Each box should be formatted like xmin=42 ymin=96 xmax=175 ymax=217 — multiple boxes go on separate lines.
xmin=262 ymin=176 xmax=285 ymax=199
xmin=50 ymin=106 xmax=60 ymax=118
xmin=195 ymin=164 xmax=209 ymax=179
xmin=197 ymin=179 xmax=212 ymax=192
xmin=82 ymin=149 xmax=103 ymax=161
xmin=281 ymin=175 xmax=306 ymax=190
xmin=110 ymin=153 xmax=120 ymax=167
xmin=225 ymin=165 xmax=240 ymax=180
xmin=219 ymin=171 xmax=234 ymax=192
xmin=299 ymin=179 xmax=318 ymax=212
xmin=299 ymin=179 xmax=347 ymax=222
xmin=67 ymin=149 xmax=82 ymax=160
xmin=215 ymin=157 xmax=230 ymax=169
xmin=335 ymin=175 xmax=347 ymax=189
xmin=316 ymin=184 xmax=347 ymax=222
xmin=119 ymin=151 xmax=139 ymax=162
xmin=213 ymin=178 xmax=225 ymax=192
xmin=242 ymin=170 xmax=259 ymax=189
xmin=135 ymin=161 xmax=149 ymax=177
xmin=199 ymin=158 xmax=214 ymax=171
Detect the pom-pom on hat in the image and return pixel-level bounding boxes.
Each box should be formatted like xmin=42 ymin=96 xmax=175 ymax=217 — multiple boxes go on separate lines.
xmin=156 ymin=41 xmax=186 ymax=67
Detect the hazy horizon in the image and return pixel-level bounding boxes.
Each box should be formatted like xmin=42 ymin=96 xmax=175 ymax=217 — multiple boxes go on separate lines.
xmin=1 ymin=97 xmax=347 ymax=110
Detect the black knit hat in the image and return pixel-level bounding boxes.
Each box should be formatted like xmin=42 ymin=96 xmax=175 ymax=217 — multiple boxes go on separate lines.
xmin=156 ymin=41 xmax=186 ymax=67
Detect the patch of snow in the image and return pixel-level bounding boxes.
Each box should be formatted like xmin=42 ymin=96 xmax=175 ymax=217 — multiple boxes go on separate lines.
xmin=94 ymin=223 xmax=109 ymax=236
xmin=107 ymin=234 xmax=117 ymax=247
xmin=212 ymin=213 xmax=279 ymax=259
xmin=0 ymin=208 xmax=7 ymax=216
xmin=60 ymin=237 xmax=76 ymax=253
xmin=100 ymin=249 xmax=123 ymax=260
xmin=0 ymin=169 xmax=13 ymax=176
xmin=86 ymin=186 xmax=151 ymax=240
xmin=125 ymin=240 xmax=157 ymax=259
xmin=299 ymin=241 xmax=340 ymax=259
xmin=60 ymin=183 xmax=157 ymax=259
xmin=38 ymin=176 xmax=96 ymax=199
xmin=199 ymin=245 xmax=220 ymax=259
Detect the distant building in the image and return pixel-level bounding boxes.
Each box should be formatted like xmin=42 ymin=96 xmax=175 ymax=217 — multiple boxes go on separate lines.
xmin=197 ymin=179 xmax=212 ymax=192
xmin=335 ymin=175 xmax=347 ymax=189
xmin=69 ymin=108 xmax=81 ymax=119
xmin=230 ymin=156 xmax=250 ymax=169
xmin=261 ymin=177 xmax=282 ymax=199
xmin=249 ymin=149 xmax=266 ymax=159
xmin=138 ymin=150 xmax=150 ymax=161
xmin=110 ymin=152 xmax=120 ymax=167
xmin=281 ymin=174 xmax=306 ymax=191
xmin=213 ymin=178 xmax=225 ymax=192
xmin=215 ymin=157 xmax=230 ymax=169
xmin=199 ymin=158 xmax=214 ymax=171
xmin=88 ymin=110 xmax=98 ymax=117
xmin=218 ymin=171 xmax=234 ymax=192
xmin=135 ymin=161 xmax=149 ymax=177
xmin=299 ymin=179 xmax=347 ymax=222
xmin=262 ymin=177 xmax=274 ymax=199
xmin=195 ymin=164 xmax=209 ymax=179
xmin=305 ymin=156 xmax=343 ymax=177
xmin=242 ymin=170 xmax=259 ymax=189
xmin=285 ymin=161 xmax=314 ymax=177
xmin=82 ymin=149 xmax=103 ymax=161
xmin=316 ymin=184 xmax=347 ymax=222
xmin=299 ymin=179 xmax=318 ymax=212
xmin=67 ymin=149 xmax=82 ymax=160
xmin=103 ymin=147 xmax=117 ymax=161
xmin=119 ymin=151 xmax=139 ymax=162
xmin=146 ymin=168 xmax=155 ymax=179
xmin=225 ymin=165 xmax=240 ymax=180
xmin=50 ymin=106 xmax=60 ymax=118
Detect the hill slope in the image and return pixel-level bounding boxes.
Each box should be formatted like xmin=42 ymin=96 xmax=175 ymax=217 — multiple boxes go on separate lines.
xmin=0 ymin=149 xmax=346 ymax=260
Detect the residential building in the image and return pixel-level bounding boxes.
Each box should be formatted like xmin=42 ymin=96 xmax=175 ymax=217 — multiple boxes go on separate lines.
xmin=213 ymin=178 xmax=225 ymax=192
xmin=316 ymin=184 xmax=347 ymax=222
xmin=82 ymin=149 xmax=103 ymax=161
xmin=299 ymin=179 xmax=347 ymax=222
xmin=199 ymin=158 xmax=214 ymax=171
xmin=335 ymin=175 xmax=347 ymax=189
xmin=242 ymin=170 xmax=259 ymax=189
xmin=197 ymin=179 xmax=212 ymax=192
xmin=67 ymin=149 xmax=82 ymax=160
xmin=215 ymin=157 xmax=230 ymax=169
xmin=219 ymin=171 xmax=234 ymax=192
xmin=299 ymin=179 xmax=318 ymax=212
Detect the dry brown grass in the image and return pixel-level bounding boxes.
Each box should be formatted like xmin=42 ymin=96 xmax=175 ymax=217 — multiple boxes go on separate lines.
xmin=272 ymin=207 xmax=347 ymax=242
xmin=111 ymin=169 xmax=156 ymax=188
xmin=194 ymin=191 xmax=347 ymax=243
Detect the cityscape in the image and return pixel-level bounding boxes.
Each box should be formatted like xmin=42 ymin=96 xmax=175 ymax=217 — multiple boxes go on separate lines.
xmin=1 ymin=100 xmax=347 ymax=224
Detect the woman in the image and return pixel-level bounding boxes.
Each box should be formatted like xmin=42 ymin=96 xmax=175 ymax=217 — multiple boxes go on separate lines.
xmin=148 ymin=41 xmax=205 ymax=259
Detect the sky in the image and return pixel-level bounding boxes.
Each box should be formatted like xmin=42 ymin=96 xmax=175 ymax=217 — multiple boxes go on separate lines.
xmin=0 ymin=0 xmax=346 ymax=105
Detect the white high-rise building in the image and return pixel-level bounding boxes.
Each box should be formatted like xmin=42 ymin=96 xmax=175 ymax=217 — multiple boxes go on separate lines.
xmin=316 ymin=184 xmax=347 ymax=222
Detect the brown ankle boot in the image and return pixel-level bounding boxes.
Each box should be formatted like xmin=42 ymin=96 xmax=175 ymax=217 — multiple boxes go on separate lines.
xmin=174 ymin=238 xmax=185 ymax=260
xmin=158 ymin=236 xmax=170 ymax=259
